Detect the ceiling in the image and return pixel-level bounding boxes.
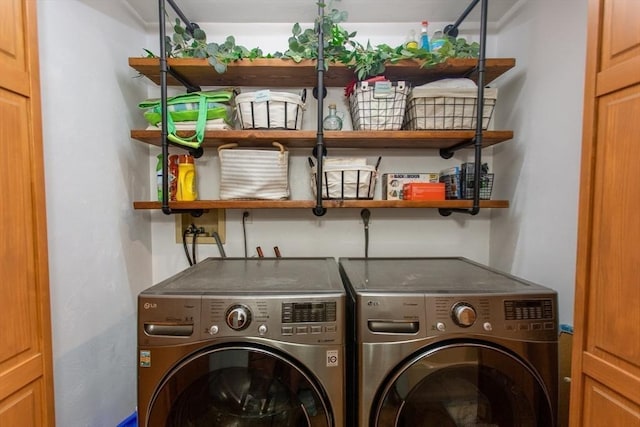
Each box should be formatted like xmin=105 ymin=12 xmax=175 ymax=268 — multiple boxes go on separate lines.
xmin=124 ymin=0 xmax=519 ymax=25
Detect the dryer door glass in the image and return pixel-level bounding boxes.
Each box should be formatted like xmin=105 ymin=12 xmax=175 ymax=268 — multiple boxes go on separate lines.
xmin=148 ymin=346 xmax=332 ymax=427
xmin=373 ymin=343 xmax=553 ymax=427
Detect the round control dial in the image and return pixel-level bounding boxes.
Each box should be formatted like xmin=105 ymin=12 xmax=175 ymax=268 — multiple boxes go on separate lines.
xmin=451 ymin=302 xmax=477 ymax=327
xmin=226 ymin=304 xmax=251 ymax=331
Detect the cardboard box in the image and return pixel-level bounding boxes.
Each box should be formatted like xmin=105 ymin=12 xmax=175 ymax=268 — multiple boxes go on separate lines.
xmin=382 ymin=173 xmax=439 ymax=200
xmin=402 ymin=182 xmax=445 ymax=200
xmin=558 ymin=327 xmax=573 ymax=427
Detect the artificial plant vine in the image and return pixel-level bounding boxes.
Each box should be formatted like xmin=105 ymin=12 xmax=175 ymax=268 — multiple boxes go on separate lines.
xmin=144 ymin=2 xmax=480 ymax=80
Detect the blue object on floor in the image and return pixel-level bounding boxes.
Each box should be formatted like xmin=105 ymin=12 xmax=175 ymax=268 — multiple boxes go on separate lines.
xmin=117 ymin=411 xmax=137 ymax=427
xmin=560 ymin=324 xmax=573 ymax=334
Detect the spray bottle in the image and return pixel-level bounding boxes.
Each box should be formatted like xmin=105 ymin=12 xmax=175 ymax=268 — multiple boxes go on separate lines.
xmin=156 ymin=154 xmax=163 ymax=201
xmin=420 ymin=21 xmax=430 ymax=51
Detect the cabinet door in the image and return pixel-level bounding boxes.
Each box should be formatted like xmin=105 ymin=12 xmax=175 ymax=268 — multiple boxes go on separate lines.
xmin=0 ymin=0 xmax=55 ymax=425
xmin=570 ymin=0 xmax=640 ymax=425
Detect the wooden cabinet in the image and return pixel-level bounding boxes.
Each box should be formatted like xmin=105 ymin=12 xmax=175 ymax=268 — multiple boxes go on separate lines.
xmin=129 ymin=57 xmax=515 ymax=210
xmin=0 ymin=0 xmax=55 ymax=425
xmin=570 ymin=0 xmax=640 ymax=425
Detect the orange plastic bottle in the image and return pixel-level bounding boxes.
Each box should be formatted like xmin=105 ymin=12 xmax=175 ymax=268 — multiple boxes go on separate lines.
xmin=176 ymin=154 xmax=197 ymax=201
xmin=168 ymin=154 xmax=179 ymax=201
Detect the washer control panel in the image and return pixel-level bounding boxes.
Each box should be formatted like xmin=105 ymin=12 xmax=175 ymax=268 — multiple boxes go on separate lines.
xmin=282 ymin=301 xmax=337 ymax=323
xmin=202 ymin=296 xmax=344 ymax=345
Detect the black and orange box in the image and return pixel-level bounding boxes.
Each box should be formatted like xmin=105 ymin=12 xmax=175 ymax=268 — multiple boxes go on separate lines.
xmin=402 ymin=182 xmax=445 ymax=200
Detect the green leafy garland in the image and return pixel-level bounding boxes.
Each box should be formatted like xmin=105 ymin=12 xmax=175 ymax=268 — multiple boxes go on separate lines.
xmin=146 ymin=2 xmax=479 ymax=80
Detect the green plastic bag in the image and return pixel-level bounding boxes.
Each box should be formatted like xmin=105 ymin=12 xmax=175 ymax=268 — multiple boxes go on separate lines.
xmin=139 ymin=90 xmax=234 ymax=149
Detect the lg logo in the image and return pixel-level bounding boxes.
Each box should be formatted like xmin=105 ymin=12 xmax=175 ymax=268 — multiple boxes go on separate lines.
xmin=367 ymin=300 xmax=380 ymax=306
xmin=143 ymin=302 xmax=157 ymax=310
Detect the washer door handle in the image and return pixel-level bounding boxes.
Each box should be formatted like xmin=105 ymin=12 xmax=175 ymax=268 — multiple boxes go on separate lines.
xmin=144 ymin=323 xmax=194 ymax=336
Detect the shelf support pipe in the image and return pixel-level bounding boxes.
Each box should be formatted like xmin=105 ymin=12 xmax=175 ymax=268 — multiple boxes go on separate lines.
xmin=159 ymin=0 xmax=171 ymax=215
xmin=158 ymin=0 xmax=203 ymax=215
xmin=164 ymin=0 xmax=201 ymax=92
xmin=166 ymin=0 xmax=199 ymax=36
xmin=440 ymin=0 xmax=488 ymax=216
xmin=313 ymin=3 xmax=327 ymax=217
xmin=443 ymin=0 xmax=481 ymax=38
xmin=469 ymin=0 xmax=488 ymax=215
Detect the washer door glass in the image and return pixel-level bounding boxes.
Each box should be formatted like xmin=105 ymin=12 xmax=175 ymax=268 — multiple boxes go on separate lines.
xmin=148 ymin=346 xmax=332 ymax=427
xmin=373 ymin=343 xmax=553 ymax=427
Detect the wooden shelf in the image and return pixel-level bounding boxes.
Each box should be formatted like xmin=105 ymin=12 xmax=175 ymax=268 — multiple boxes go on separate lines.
xmin=130 ymin=55 xmax=514 ymax=213
xmin=131 ymin=129 xmax=513 ymax=150
xmin=133 ymin=199 xmax=509 ymax=210
xmin=129 ymin=57 xmax=516 ymax=88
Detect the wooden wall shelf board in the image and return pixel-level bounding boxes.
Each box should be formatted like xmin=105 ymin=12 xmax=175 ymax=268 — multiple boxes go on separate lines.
xmin=133 ymin=200 xmax=509 ymax=210
xmin=129 ymin=57 xmax=516 ymax=88
xmin=131 ymin=129 xmax=514 ymax=149
xmin=130 ymin=55 xmax=514 ymax=212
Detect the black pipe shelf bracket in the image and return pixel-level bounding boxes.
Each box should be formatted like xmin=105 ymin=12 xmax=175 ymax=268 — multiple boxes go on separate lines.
xmin=313 ymin=2 xmax=327 ymax=217
xmin=438 ymin=0 xmax=489 ymax=217
xmin=158 ymin=0 xmax=204 ymax=216
xmin=168 ymin=67 xmax=201 ymax=93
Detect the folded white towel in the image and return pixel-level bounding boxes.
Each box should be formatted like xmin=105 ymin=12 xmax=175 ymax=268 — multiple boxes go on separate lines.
xmin=418 ymin=78 xmax=478 ymax=89
xmin=148 ymin=119 xmax=233 ymax=131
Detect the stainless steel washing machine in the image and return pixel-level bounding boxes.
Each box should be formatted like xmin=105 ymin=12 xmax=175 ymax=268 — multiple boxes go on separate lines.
xmin=138 ymin=257 xmax=346 ymax=427
xmin=339 ymin=257 xmax=558 ymax=427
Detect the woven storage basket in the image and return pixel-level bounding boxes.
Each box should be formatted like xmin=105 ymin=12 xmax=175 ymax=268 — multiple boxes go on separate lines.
xmin=349 ymin=80 xmax=409 ymax=130
xmin=404 ymin=87 xmax=498 ymax=130
xmin=218 ymin=142 xmax=290 ymax=200
xmin=235 ymin=89 xmax=306 ymax=130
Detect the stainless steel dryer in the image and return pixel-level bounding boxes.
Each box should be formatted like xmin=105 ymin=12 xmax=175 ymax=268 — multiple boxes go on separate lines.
xmin=138 ymin=257 xmax=346 ymax=427
xmin=339 ymin=257 xmax=558 ymax=427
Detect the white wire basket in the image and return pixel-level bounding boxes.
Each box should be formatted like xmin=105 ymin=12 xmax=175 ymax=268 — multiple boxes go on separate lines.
xmin=235 ymin=89 xmax=306 ymax=130
xmin=404 ymin=87 xmax=498 ymax=130
xmin=310 ymin=157 xmax=381 ymax=199
xmin=349 ymin=80 xmax=409 ymax=130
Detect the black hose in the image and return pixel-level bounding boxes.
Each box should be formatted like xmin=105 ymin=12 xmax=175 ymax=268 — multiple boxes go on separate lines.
xmin=361 ymin=209 xmax=371 ymax=258
xmin=182 ymin=227 xmax=193 ymax=266
xmin=212 ymin=231 xmax=226 ymax=258
xmin=191 ymin=223 xmax=198 ymax=264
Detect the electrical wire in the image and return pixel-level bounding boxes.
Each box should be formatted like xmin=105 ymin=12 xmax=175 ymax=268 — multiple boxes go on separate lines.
xmin=242 ymin=211 xmax=250 ymax=257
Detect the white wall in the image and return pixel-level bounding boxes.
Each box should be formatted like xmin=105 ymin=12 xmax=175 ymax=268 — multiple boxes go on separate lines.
xmin=38 ymin=0 xmax=151 ymax=425
xmin=145 ymin=21 xmax=500 ymax=281
xmin=490 ymin=0 xmax=587 ymax=326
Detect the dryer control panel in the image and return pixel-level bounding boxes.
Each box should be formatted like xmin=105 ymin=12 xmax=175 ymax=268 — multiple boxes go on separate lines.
xmin=425 ymin=294 xmax=557 ymax=342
